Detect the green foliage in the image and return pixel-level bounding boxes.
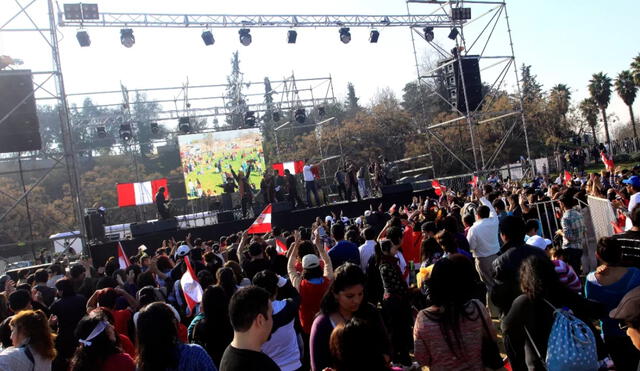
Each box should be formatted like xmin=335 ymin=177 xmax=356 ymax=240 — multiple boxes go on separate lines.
xmin=225 ymin=51 xmax=248 ymax=129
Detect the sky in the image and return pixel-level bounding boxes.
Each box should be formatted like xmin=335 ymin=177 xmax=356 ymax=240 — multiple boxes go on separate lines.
xmin=1 ymin=0 xmax=639 ymax=133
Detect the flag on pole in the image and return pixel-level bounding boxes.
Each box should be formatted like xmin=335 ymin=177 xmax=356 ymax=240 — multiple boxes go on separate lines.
xmin=272 ymin=160 xmax=305 ymax=176
xmin=468 ymin=175 xmax=479 ymax=188
xmin=600 ymin=151 xmax=615 ymax=171
xmin=116 ymin=242 xmax=130 ymax=269
xmin=432 ymin=179 xmax=444 ymax=196
xmin=247 ymin=204 xmax=272 ymax=234
xmin=275 ymin=238 xmax=288 ymax=254
xmin=180 ymin=256 xmax=203 ymax=316
xmin=116 ymin=178 xmax=168 ymax=207
xmin=564 ymin=170 xmax=572 ymax=186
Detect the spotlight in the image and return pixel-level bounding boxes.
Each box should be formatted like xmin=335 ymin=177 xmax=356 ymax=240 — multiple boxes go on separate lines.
xmin=295 ymin=108 xmax=306 ymax=124
xmin=81 ymin=3 xmax=99 ymax=20
xmin=178 ymin=117 xmax=191 ymax=133
xmin=448 ymin=28 xmax=459 ymax=40
xmin=287 ymin=30 xmax=297 ymax=44
xmin=150 ymin=122 xmax=159 ymax=134
xmin=96 ymin=126 xmax=106 ymax=138
xmin=272 ymin=111 xmax=280 ymax=122
xmin=317 ymin=106 xmax=326 ymax=117
xmin=119 ymin=124 xmax=132 ymax=141
xmin=239 ymin=29 xmax=252 ymax=46
xmin=423 ymin=27 xmax=434 ymax=42
xmin=369 ymin=30 xmax=380 ymax=43
xmin=201 ymin=30 xmax=215 ymax=46
xmin=63 ymin=4 xmax=82 ymax=20
xmin=120 ymin=29 xmax=135 ymax=48
xmin=244 ymin=111 xmax=256 ymax=127
xmin=339 ymin=28 xmax=351 ymax=44
xmin=76 ymin=30 xmax=91 ymax=47
xmin=451 ymin=7 xmax=472 ymax=21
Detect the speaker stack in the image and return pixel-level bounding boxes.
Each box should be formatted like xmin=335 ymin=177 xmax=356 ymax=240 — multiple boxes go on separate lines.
xmin=439 ymin=56 xmax=483 ymax=113
xmin=0 ymin=70 xmax=41 ymax=153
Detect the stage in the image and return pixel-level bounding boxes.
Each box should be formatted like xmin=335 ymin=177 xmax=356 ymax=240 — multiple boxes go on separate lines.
xmin=89 ymin=186 xmax=431 ymax=267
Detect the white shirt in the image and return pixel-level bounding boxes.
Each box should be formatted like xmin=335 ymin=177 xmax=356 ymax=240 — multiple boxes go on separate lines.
xmin=302 ymin=164 xmax=314 ymax=181
xmin=261 ymin=299 xmax=301 ymax=371
xmin=358 ymin=240 xmax=376 ymax=271
xmin=467 ymin=197 xmax=500 ymax=257
xmin=0 ymin=346 xmax=51 ymax=371
xmin=626 ymin=192 xmax=640 ymax=231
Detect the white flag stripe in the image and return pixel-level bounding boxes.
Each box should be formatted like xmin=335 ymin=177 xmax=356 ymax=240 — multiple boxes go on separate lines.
xmin=134 ymin=181 xmax=153 ymax=205
xmin=283 ymin=161 xmax=296 ymax=174
xmin=262 ymin=214 xmax=272 ymax=224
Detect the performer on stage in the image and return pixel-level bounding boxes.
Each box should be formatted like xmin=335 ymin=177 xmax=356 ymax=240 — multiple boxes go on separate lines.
xmin=155 ymin=186 xmax=171 ymax=219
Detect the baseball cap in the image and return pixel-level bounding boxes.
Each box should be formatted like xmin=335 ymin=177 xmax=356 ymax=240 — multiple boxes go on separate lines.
xmin=325 ymin=215 xmax=334 ymax=224
xmin=623 ymin=175 xmax=640 ymax=188
xmin=302 ymin=254 xmax=320 ymax=269
xmin=609 ymin=286 xmax=640 ymax=323
xmin=175 ymin=244 xmax=190 ymax=258
xmin=527 ymin=235 xmax=552 ymax=250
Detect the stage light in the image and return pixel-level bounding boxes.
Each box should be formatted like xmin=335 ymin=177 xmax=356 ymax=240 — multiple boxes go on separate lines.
xmin=120 ymin=29 xmax=135 ymax=48
xmin=272 ymin=111 xmax=280 ymax=122
xmin=423 ymin=27 xmax=434 ymax=42
xmin=287 ymin=30 xmax=297 ymax=44
xmin=119 ymin=124 xmax=132 ymax=141
xmin=239 ymin=29 xmax=252 ymax=46
xmin=339 ymin=28 xmax=351 ymax=44
xmin=201 ymin=30 xmax=215 ymax=46
xmin=369 ymin=30 xmax=380 ymax=43
xmin=150 ymin=122 xmax=159 ymax=134
xmin=317 ymin=106 xmax=326 ymax=117
xmin=81 ymin=3 xmax=99 ymax=20
xmin=448 ymin=28 xmax=459 ymax=40
xmin=178 ymin=117 xmax=191 ymax=133
xmin=63 ymin=4 xmax=82 ymax=20
xmin=76 ymin=30 xmax=91 ymax=47
xmin=244 ymin=111 xmax=256 ymax=127
xmin=96 ymin=126 xmax=106 ymax=138
xmin=295 ymin=108 xmax=306 ymax=124
xmin=451 ymin=7 xmax=471 ymax=21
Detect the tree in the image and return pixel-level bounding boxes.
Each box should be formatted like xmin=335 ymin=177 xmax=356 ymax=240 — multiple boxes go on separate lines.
xmin=549 ymin=84 xmax=571 ymax=121
xmin=631 ymin=53 xmax=640 ymax=86
xmin=615 ymin=70 xmax=638 ymax=140
xmin=579 ymin=98 xmax=599 ymax=145
xmin=131 ymin=92 xmax=162 ymax=158
xmin=588 ymin=72 xmax=613 ymax=149
xmin=225 ymin=51 xmax=248 ymax=129
xmin=345 ymin=82 xmax=360 ymax=114
xmin=520 ymin=64 xmax=543 ymax=104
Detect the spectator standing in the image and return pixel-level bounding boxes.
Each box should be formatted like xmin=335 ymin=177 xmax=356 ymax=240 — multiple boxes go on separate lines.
xmin=557 ymin=195 xmax=587 ymax=275
xmin=0 ymin=310 xmax=56 ymax=371
xmin=328 ymin=223 xmax=360 ymax=269
xmin=358 ymin=227 xmax=377 ymax=271
xmin=50 ymin=278 xmax=87 ymax=370
xmin=190 ymin=286 xmax=233 ymax=368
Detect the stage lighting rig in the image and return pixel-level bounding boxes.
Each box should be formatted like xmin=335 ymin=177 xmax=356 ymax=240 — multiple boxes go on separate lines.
xmin=369 ymin=30 xmax=379 ymax=43
xmin=244 ymin=111 xmax=256 ymax=127
xmin=119 ymin=124 xmax=132 ymax=141
xmin=451 ymin=7 xmax=472 ymax=21
xmin=239 ymin=29 xmax=252 ymax=46
xmin=76 ymin=30 xmax=91 ymax=47
xmin=120 ymin=29 xmax=135 ymax=47
xmin=150 ymin=122 xmax=159 ymax=134
xmin=201 ymin=30 xmax=215 ymax=46
xmin=96 ymin=126 xmax=107 ymax=138
xmin=178 ymin=117 xmax=191 ymax=133
xmin=295 ymin=108 xmax=306 ymax=124
xmin=448 ymin=28 xmax=459 ymax=40
xmin=272 ymin=111 xmax=281 ymax=122
xmin=339 ymin=28 xmax=351 ymax=44
xmin=423 ymin=27 xmax=434 ymax=42
xmin=287 ymin=30 xmax=297 ymax=44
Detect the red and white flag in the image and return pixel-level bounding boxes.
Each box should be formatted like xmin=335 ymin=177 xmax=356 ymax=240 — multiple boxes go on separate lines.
xmin=275 ymin=238 xmax=288 ymax=254
xmin=247 ymin=204 xmax=272 ymax=234
xmin=564 ymin=170 xmax=572 ymax=186
xmin=468 ymin=175 xmax=479 ymax=188
xmin=600 ymin=151 xmax=615 ymax=171
xmin=116 ymin=242 xmax=130 ymax=269
xmin=180 ymin=256 xmax=203 ymax=316
xmin=272 ymin=160 xmax=305 ymax=176
xmin=432 ymin=179 xmax=445 ymax=196
xmin=116 ymin=178 xmax=168 ymax=207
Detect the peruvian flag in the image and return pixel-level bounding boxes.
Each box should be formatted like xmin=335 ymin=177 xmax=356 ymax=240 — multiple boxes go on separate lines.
xmin=247 ymin=204 xmax=272 ymax=234
xmin=272 ymin=160 xmax=305 ymax=176
xmin=564 ymin=170 xmax=572 ymax=186
xmin=116 ymin=178 xmax=168 ymax=207
xmin=468 ymin=175 xmax=479 ymax=188
xmin=180 ymin=256 xmax=203 ymax=316
xmin=275 ymin=238 xmax=288 ymax=254
xmin=600 ymin=151 xmax=615 ymax=171
xmin=116 ymin=242 xmax=130 ymax=269
xmin=432 ymin=179 xmax=445 ymax=196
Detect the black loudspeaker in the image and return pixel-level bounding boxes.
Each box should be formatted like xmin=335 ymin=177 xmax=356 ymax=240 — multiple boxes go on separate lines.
xmin=272 ymin=201 xmax=293 ymax=213
xmin=440 ymin=56 xmax=483 ymax=113
xmin=0 ymin=70 xmax=41 ymax=153
xmin=381 ymin=183 xmax=414 ymax=196
xmin=130 ymin=222 xmax=155 ymax=238
xmin=221 ymin=193 xmax=233 ymax=210
xmin=154 ymin=218 xmax=178 ymax=233
xmin=217 ymin=211 xmax=235 ymax=223
xmin=84 ymin=213 xmax=105 ymax=241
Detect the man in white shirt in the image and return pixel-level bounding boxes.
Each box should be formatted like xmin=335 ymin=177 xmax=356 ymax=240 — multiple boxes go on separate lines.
xmin=624 ymin=176 xmax=640 ymax=231
xmin=466 ymin=188 xmax=500 ymax=298
xmin=358 ymin=227 xmax=377 ymax=271
xmin=302 ymin=158 xmax=325 ymax=207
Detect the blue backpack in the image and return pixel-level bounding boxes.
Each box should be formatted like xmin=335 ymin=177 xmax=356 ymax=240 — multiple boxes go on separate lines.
xmin=526 ymin=300 xmax=598 ymax=371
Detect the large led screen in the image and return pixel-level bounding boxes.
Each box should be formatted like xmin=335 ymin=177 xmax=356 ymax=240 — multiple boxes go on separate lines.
xmin=178 ymin=128 xmax=266 ymax=199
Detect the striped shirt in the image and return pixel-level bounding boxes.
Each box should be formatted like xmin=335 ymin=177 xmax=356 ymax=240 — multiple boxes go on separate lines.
xmin=552 ymin=259 xmax=581 ymax=293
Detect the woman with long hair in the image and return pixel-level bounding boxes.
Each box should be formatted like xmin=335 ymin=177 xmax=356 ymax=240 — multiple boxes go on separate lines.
xmin=70 ymin=311 xmax=135 ymax=371
xmin=414 ymin=255 xmax=496 ymax=370
xmin=215 ymin=267 xmax=237 ymax=300
xmin=0 ymin=309 xmax=56 ymax=371
xmin=136 ymin=302 xmax=216 ymax=371
xmin=329 ymin=318 xmax=390 ymax=371
xmin=189 ymin=286 xmax=233 ymax=367
xmin=310 ymin=263 xmax=389 ymax=371
xmin=503 ymin=254 xmax=604 ymax=370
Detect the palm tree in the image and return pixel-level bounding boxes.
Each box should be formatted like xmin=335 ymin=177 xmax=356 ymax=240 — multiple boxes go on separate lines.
xmin=579 ymin=98 xmax=599 ymax=144
xmin=615 ymin=70 xmax=638 ymax=140
xmin=631 ymin=53 xmax=640 ymax=86
xmin=588 ymin=72 xmax=613 ymax=149
xmin=550 ymin=84 xmax=571 ymax=120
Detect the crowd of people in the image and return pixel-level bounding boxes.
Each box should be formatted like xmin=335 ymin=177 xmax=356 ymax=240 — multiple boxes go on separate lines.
xmin=3 ymin=165 xmax=640 ymax=371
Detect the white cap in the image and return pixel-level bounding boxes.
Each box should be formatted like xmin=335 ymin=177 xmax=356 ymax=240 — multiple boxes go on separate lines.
xmin=341 ymin=216 xmax=349 ymax=224
xmin=175 ymin=244 xmax=190 ymax=258
xmin=364 ymin=210 xmax=372 ymax=217
xmin=528 ymin=235 xmax=552 ymax=250
xmin=302 ymin=254 xmax=320 ymax=269
xmin=325 ymin=215 xmax=334 ymax=223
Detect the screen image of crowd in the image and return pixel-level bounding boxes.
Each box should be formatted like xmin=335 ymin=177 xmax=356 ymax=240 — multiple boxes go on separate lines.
xmin=3 ymin=168 xmax=640 ymax=371
xmin=178 ymin=129 xmax=266 ymax=199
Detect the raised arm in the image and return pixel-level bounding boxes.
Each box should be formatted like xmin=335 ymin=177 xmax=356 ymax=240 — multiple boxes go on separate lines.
xmin=237 ymin=230 xmax=250 ymax=267
xmin=315 ymin=230 xmax=334 ymax=280
xmin=114 ymin=287 xmax=139 ymax=311
xmin=287 ymin=232 xmax=302 ymax=290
